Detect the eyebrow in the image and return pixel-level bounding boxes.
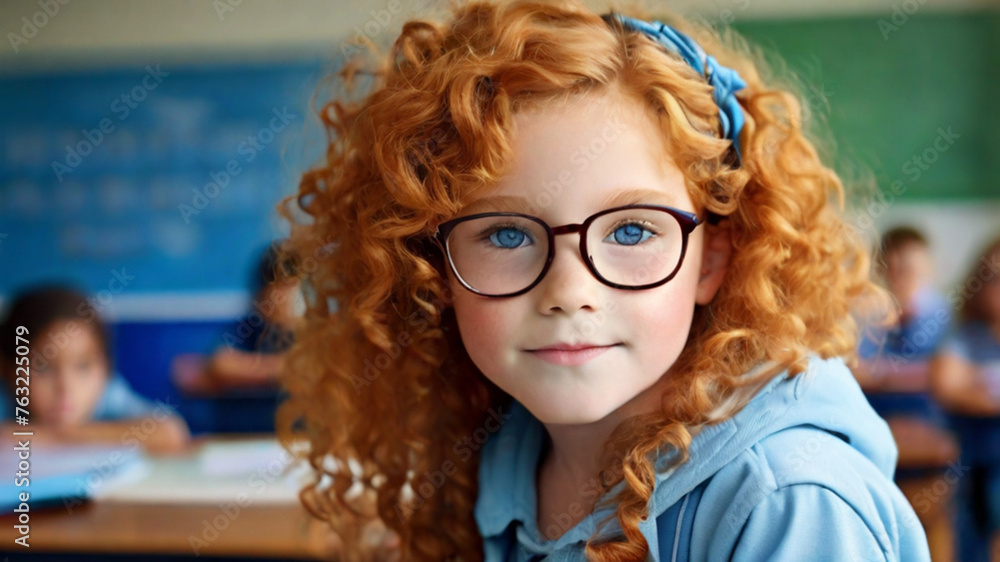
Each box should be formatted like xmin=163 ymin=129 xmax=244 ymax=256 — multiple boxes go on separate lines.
xmin=461 ymin=187 xmax=679 ymax=214
xmin=460 ymin=195 xmax=533 ymax=214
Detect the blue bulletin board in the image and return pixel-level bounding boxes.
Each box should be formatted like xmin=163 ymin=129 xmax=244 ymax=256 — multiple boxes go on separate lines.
xmin=0 ymin=59 xmax=330 ymax=300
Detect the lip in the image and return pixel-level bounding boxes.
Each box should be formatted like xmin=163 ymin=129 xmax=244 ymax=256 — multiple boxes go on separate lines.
xmin=526 ymin=343 xmax=621 ymax=366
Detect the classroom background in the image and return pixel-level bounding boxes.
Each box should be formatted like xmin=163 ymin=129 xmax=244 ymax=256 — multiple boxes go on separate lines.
xmin=0 ymin=0 xmax=998 ymax=560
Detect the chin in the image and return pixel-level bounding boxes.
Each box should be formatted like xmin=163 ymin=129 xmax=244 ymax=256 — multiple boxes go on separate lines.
xmin=521 ymin=391 xmax=627 ymax=425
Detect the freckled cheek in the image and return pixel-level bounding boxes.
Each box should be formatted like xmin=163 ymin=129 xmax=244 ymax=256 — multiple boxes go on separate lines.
xmin=627 ymin=299 xmax=693 ymax=345
xmin=625 ymin=278 xmax=699 ymax=359
xmin=452 ymin=297 xmax=521 ymax=367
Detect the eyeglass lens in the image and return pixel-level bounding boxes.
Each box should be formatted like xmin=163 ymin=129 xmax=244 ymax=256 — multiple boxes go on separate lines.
xmin=445 ymin=208 xmax=684 ymax=295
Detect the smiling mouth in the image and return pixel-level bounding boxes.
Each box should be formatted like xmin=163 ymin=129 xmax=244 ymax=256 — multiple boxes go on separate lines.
xmin=525 ymin=343 xmax=622 ymax=367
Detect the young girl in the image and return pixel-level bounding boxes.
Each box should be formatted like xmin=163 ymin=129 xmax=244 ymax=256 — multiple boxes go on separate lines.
xmin=931 ymin=235 xmax=1000 ymax=562
xmin=276 ymin=1 xmax=930 ymax=560
xmin=0 ymin=285 xmax=190 ymax=454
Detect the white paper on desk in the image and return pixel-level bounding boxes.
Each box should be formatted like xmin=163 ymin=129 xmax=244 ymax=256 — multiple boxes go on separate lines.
xmin=0 ymin=444 xmax=150 ymax=509
xmin=198 ymin=438 xmax=296 ymax=476
xmin=95 ymin=437 xmax=312 ymax=506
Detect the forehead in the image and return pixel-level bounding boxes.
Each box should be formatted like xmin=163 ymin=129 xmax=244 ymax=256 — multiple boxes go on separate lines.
xmin=460 ymin=88 xmax=692 ymax=218
xmin=885 ymin=242 xmax=930 ymax=263
xmin=40 ymin=320 xmax=104 ymax=358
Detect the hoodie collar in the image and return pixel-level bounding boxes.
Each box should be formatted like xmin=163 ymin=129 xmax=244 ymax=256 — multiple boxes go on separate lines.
xmin=474 ymin=354 xmax=894 ymax=550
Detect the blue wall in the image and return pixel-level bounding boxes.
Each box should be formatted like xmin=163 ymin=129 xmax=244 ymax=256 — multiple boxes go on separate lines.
xmin=0 ymin=59 xmax=327 ymax=296
xmin=111 ymin=320 xmax=281 ymax=435
xmin=0 ymin=60 xmax=332 ymax=433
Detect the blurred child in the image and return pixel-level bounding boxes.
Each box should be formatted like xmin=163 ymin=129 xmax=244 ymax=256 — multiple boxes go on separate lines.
xmin=0 ymin=285 xmax=190 ymax=454
xmin=173 ymin=241 xmax=302 ymax=394
xmin=204 ymin=242 xmax=301 ymax=388
xmin=854 ymin=226 xmax=959 ymax=560
xmin=276 ymin=1 xmax=930 ymax=560
xmin=931 ymin=234 xmax=1000 ymax=562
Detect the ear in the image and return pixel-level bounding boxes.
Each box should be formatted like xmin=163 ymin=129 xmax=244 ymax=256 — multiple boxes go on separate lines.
xmin=695 ymin=218 xmax=733 ymax=305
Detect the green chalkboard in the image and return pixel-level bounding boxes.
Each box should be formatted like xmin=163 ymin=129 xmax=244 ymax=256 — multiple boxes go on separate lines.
xmin=730 ymin=12 xmax=998 ymax=201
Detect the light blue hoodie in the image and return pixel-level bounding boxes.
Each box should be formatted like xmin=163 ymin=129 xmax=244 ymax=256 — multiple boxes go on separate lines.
xmin=475 ymin=355 xmax=931 ymax=561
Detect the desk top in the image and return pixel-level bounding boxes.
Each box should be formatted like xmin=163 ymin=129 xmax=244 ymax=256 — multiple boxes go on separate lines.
xmin=0 ymin=435 xmax=339 ymax=559
xmin=2 ymin=501 xmax=335 ymax=559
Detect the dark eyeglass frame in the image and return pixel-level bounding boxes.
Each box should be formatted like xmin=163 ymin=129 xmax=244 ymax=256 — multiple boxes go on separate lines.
xmin=433 ymin=204 xmax=703 ymax=298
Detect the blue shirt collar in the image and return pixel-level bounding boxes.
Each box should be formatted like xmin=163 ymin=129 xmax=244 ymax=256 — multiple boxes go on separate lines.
xmin=474 ymin=399 xmax=631 ymax=553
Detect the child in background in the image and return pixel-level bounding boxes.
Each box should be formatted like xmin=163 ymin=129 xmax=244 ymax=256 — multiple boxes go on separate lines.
xmin=203 ymin=242 xmax=301 ymax=389
xmin=0 ymin=285 xmax=190 ymax=454
xmin=173 ymin=241 xmax=302 ymax=394
xmin=854 ymin=226 xmax=959 ymax=560
xmin=277 ymin=1 xmax=929 ymax=560
xmin=931 ymin=234 xmax=1000 ymax=562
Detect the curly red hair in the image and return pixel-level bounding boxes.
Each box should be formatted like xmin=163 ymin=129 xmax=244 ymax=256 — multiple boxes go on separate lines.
xmin=276 ymin=1 xmax=885 ymax=560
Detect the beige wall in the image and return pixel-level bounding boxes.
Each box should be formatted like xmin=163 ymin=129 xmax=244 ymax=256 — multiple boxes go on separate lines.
xmin=2 ymin=0 xmax=995 ymax=71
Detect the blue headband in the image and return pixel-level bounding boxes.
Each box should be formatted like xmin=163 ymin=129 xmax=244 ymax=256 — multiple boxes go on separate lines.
xmin=604 ymin=13 xmax=748 ymax=167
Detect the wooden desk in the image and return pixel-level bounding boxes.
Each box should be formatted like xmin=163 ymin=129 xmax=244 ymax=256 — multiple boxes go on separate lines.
xmin=0 ymin=435 xmax=339 ymax=560
xmin=1 ymin=501 xmax=335 ymax=560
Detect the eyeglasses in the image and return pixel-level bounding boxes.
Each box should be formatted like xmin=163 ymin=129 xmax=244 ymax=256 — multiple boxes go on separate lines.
xmin=434 ymin=204 xmax=703 ymax=297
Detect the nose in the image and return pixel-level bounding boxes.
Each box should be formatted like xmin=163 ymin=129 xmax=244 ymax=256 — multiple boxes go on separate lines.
xmin=533 ymin=232 xmax=604 ymax=315
xmin=53 ymin=368 xmax=71 ymax=397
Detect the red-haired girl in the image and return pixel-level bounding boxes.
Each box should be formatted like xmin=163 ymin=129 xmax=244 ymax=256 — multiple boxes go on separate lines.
xmin=277 ymin=2 xmax=930 ymax=560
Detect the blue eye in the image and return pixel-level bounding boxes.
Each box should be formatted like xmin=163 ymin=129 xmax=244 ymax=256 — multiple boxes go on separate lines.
xmin=606 ymin=223 xmax=654 ymax=245
xmin=488 ymin=227 xmax=531 ymax=249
